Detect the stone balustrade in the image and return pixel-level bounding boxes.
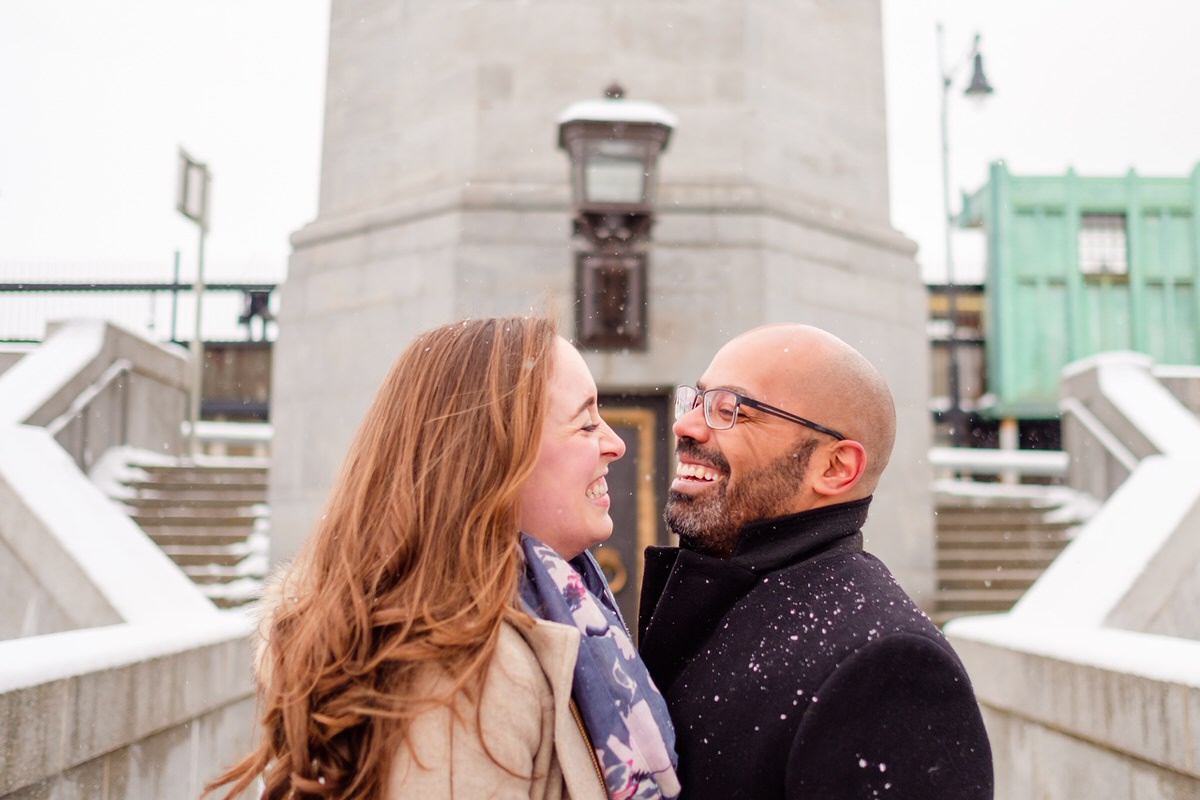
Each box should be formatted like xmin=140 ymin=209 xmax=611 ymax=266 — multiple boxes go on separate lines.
xmin=946 ymin=351 xmax=1200 ymax=799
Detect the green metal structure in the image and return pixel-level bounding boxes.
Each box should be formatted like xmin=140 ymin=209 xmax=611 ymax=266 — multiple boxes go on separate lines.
xmin=961 ymin=161 xmax=1200 ymax=419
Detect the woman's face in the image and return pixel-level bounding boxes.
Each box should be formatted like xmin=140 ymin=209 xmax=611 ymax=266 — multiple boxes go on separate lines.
xmin=517 ymin=337 xmax=626 ymax=559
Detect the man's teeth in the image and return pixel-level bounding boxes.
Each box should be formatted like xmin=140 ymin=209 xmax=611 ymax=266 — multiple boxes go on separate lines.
xmin=586 ymin=477 xmax=608 ymax=499
xmin=677 ymin=462 xmax=720 ymax=481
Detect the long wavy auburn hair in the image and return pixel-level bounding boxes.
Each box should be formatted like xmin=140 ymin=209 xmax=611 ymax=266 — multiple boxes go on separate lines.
xmin=205 ymin=315 xmax=557 ymax=799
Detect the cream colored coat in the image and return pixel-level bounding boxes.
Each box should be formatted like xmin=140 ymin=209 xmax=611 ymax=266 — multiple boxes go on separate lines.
xmin=386 ymin=618 xmax=608 ymax=800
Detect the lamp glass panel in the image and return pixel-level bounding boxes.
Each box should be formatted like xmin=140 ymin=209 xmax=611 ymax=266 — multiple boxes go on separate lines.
xmin=584 ymin=139 xmax=647 ymax=204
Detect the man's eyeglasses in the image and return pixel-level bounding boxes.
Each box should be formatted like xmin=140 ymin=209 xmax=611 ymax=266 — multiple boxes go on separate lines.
xmin=674 ymin=385 xmax=846 ymax=440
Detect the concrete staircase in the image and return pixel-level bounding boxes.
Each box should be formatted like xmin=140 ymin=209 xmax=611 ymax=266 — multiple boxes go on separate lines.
xmin=932 ymin=483 xmax=1093 ymax=626
xmin=106 ymin=453 xmax=270 ymax=608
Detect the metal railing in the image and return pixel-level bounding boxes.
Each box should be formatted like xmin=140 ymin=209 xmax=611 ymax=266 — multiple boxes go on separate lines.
xmin=0 ymin=320 xmax=191 ymax=470
xmin=44 ymin=358 xmax=134 ymax=472
xmin=0 ymin=280 xmax=277 ymax=343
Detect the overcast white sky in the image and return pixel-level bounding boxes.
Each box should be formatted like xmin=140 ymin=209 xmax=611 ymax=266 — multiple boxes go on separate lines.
xmin=1 ymin=1 xmax=1197 ymax=288
xmin=883 ymin=0 xmax=1200 ymax=283
xmin=0 ymin=1 xmax=328 ymax=284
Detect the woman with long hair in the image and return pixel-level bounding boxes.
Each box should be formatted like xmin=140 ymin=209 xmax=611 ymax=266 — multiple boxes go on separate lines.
xmin=206 ymin=315 xmax=680 ymax=799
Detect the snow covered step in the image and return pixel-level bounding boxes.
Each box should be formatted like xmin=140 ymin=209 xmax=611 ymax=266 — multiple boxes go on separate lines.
xmin=93 ymin=447 xmax=270 ymax=609
xmin=935 ymin=589 xmax=1026 ymax=611
xmin=935 ymin=530 xmax=1071 ymax=549
xmin=123 ymin=474 xmax=267 ymax=489
xmin=148 ymin=529 xmax=253 ymax=547
xmin=931 ymin=513 xmax=1075 ymax=532
xmin=932 ymin=479 xmax=1093 ymax=624
xmin=937 ymin=549 xmax=1061 ymax=571
xmin=157 ymin=544 xmax=251 ymax=567
xmin=937 ymin=568 xmax=1045 ymax=591
xmin=930 ymin=609 xmax=990 ymax=627
xmin=184 ymin=564 xmax=261 ymax=583
xmin=128 ymin=457 xmax=269 ymax=472
xmin=125 ymin=464 xmax=268 ymax=485
xmin=131 ymin=510 xmax=259 ymax=526
xmin=122 ymin=496 xmax=265 ymax=512
xmin=202 ymin=578 xmax=267 ymax=609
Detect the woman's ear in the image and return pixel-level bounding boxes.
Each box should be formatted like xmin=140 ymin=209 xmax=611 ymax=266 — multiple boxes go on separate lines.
xmin=811 ymin=439 xmax=866 ymax=497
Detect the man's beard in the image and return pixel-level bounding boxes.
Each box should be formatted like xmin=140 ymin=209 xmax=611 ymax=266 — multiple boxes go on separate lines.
xmin=664 ymin=437 xmax=817 ymax=558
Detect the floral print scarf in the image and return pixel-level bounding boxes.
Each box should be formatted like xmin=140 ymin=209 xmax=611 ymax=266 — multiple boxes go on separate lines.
xmin=519 ymin=534 xmax=681 ymax=800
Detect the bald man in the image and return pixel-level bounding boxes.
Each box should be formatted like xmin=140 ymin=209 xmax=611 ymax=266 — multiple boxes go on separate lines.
xmin=638 ymin=325 xmax=993 ymax=800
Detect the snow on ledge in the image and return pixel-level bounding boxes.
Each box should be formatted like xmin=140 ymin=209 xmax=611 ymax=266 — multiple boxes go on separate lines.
xmin=1154 ymin=364 xmax=1200 ymax=380
xmin=1009 ymin=455 xmax=1200 ymax=629
xmin=1025 ymin=352 xmax=1200 ymax=630
xmin=946 ymin=613 xmax=1200 ymax=687
xmin=557 ymin=97 xmax=678 ymax=128
xmin=191 ymin=419 xmax=273 ymax=445
xmin=945 ymin=614 xmax=1200 ymax=785
xmin=0 ymin=319 xmax=106 ymax=426
xmin=0 ymin=609 xmax=253 ymax=693
xmin=929 ymin=446 xmax=1068 ymax=477
xmin=1100 ymin=361 xmax=1200 ymax=456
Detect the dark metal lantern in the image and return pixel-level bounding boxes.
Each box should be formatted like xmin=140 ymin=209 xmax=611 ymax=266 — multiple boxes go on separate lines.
xmin=558 ymin=85 xmax=675 ymax=350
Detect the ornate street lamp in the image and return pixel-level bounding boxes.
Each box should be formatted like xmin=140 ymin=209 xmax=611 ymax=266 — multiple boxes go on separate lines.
xmin=938 ymin=26 xmax=993 ymax=446
xmin=558 ymin=84 xmax=675 ymax=349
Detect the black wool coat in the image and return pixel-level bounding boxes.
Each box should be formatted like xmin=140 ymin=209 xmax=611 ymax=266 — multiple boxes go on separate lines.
xmin=638 ymin=498 xmax=993 ymax=800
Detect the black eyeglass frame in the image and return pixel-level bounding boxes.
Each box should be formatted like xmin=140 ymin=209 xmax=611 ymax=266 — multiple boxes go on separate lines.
xmin=675 ymin=385 xmax=846 ymax=441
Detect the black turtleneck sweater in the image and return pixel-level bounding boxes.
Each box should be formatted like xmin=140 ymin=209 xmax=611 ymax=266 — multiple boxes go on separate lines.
xmin=638 ymin=498 xmax=993 ymax=800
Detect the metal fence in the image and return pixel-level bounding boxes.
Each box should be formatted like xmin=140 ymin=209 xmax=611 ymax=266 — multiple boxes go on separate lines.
xmin=0 ymin=280 xmax=277 ymax=343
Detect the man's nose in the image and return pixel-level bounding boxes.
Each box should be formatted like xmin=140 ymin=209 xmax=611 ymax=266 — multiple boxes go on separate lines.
xmin=672 ymin=402 xmax=711 ymax=442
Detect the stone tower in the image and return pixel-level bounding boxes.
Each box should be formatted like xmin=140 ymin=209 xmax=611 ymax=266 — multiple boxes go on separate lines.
xmin=270 ymin=0 xmax=935 ymax=607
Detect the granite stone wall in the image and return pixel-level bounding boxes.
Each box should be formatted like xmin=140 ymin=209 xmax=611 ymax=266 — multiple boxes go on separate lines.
xmin=270 ymin=0 xmax=935 ymax=600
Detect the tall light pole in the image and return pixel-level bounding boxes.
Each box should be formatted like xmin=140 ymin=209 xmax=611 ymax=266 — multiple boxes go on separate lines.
xmin=938 ymin=24 xmax=993 ymax=446
xmin=176 ymin=148 xmax=211 ymax=458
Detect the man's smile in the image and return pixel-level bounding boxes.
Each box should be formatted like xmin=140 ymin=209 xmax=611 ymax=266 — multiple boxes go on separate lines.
xmin=674 ymin=461 xmax=724 ymax=488
xmin=672 ymin=439 xmax=731 ymax=493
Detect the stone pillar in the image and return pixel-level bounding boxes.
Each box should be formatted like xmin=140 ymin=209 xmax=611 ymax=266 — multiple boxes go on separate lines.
xmin=270 ymin=0 xmax=935 ymax=602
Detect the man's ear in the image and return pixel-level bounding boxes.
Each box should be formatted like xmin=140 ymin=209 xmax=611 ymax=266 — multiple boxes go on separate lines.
xmin=811 ymin=440 xmax=866 ymax=497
